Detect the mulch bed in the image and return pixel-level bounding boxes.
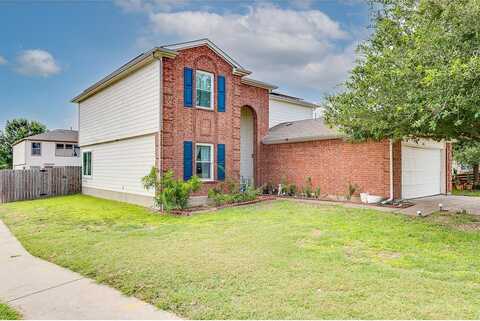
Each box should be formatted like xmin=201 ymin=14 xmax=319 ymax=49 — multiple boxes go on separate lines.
xmin=168 ymin=195 xmax=277 ymax=215
xmin=163 ymin=194 xmax=413 ymax=216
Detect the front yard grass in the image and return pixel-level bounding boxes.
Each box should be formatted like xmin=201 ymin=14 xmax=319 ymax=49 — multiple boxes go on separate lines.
xmin=453 ymin=189 xmax=480 ymax=197
xmin=0 ymin=303 xmax=20 ymax=320
xmin=0 ymin=195 xmax=479 ymax=319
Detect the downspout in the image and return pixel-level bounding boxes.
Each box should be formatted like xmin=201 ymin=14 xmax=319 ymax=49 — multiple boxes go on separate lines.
xmin=388 ymin=139 xmax=394 ymax=202
xmin=154 ymin=52 xmax=164 ymax=211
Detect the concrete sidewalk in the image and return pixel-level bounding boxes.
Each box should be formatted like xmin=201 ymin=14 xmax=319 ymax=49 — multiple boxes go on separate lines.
xmin=0 ymin=221 xmax=180 ymax=320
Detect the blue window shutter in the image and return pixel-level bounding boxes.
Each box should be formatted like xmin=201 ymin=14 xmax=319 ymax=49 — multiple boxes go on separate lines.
xmin=183 ymin=141 xmax=193 ymax=180
xmin=217 ymin=143 xmax=225 ymax=181
xmin=217 ymin=75 xmax=225 ymax=112
xmin=184 ymin=68 xmax=193 ymax=107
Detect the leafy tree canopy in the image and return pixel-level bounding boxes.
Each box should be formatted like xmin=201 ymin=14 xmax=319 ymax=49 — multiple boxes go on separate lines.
xmin=325 ymin=0 xmax=480 ymax=142
xmin=0 ymin=119 xmax=47 ymax=169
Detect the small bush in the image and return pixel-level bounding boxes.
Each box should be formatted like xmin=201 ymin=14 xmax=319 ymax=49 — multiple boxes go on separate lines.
xmin=303 ymin=177 xmax=314 ymax=198
xmin=346 ymin=182 xmax=359 ymax=200
xmin=142 ymin=167 xmax=202 ymax=211
xmin=208 ymin=184 xmax=261 ymax=206
xmin=287 ymin=184 xmax=297 ymax=196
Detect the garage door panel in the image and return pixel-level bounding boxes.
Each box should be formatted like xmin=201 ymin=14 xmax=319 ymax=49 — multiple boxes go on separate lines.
xmin=402 ymin=147 xmax=441 ymax=199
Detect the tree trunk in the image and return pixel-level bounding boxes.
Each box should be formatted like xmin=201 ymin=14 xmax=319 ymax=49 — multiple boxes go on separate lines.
xmin=474 ymin=163 xmax=479 ymax=185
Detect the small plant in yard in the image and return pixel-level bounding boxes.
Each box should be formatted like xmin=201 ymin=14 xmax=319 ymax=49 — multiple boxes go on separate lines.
xmin=287 ymin=183 xmax=297 ymax=196
xmin=208 ymin=184 xmax=261 ymax=206
xmin=303 ymin=177 xmax=314 ymax=198
xmin=346 ymin=182 xmax=359 ymax=200
xmin=142 ymin=167 xmax=201 ymax=211
xmin=315 ymin=186 xmax=321 ymax=199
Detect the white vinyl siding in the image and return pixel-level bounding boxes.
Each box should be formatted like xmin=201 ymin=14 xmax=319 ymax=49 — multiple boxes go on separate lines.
xmin=12 ymin=141 xmax=26 ymax=168
xmin=79 ymin=61 xmax=161 ymax=146
xmin=13 ymin=141 xmax=81 ymax=169
xmin=269 ymin=98 xmax=314 ymax=128
xmin=82 ymin=135 xmax=156 ymax=196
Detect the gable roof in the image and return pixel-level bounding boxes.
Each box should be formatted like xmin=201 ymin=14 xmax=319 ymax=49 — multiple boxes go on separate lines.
xmin=161 ymin=39 xmax=251 ymax=76
xmin=262 ymin=118 xmax=341 ymax=145
xmin=14 ymin=129 xmax=79 ymax=146
xmin=71 ymin=39 xmax=274 ymax=103
xmin=270 ymin=92 xmax=319 ymax=109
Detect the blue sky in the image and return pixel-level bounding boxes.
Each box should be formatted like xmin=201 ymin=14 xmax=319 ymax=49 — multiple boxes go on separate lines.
xmin=0 ymin=0 xmax=370 ymax=131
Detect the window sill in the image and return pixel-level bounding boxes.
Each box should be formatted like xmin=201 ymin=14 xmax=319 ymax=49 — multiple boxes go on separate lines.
xmin=195 ymin=106 xmax=215 ymax=112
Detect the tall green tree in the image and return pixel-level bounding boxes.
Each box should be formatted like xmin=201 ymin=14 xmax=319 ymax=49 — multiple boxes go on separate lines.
xmin=325 ymin=0 xmax=480 ymax=142
xmin=0 ymin=119 xmax=47 ymax=169
xmin=454 ymin=141 xmax=480 ymax=183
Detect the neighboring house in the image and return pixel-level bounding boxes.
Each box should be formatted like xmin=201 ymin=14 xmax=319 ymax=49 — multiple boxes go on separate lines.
xmin=12 ymin=130 xmax=80 ymax=170
xmin=72 ymin=38 xmax=452 ymax=207
xmin=268 ymin=92 xmax=317 ymax=128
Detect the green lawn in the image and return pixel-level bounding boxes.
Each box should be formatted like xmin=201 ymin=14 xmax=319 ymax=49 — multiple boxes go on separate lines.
xmin=0 ymin=195 xmax=479 ymax=319
xmin=0 ymin=303 xmax=20 ymax=320
xmin=453 ymin=189 xmax=480 ymax=197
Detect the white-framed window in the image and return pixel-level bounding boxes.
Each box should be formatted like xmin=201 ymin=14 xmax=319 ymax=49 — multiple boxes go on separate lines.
xmin=196 ymin=70 xmax=214 ymax=110
xmin=82 ymin=151 xmax=92 ymax=177
xmin=195 ymin=143 xmax=214 ymax=181
xmin=31 ymin=142 xmax=41 ymax=156
xmin=55 ymin=143 xmax=79 ymax=157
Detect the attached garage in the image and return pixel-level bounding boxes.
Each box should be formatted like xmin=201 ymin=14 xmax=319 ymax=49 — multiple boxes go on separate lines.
xmin=260 ymin=119 xmax=452 ymax=202
xmin=401 ymin=140 xmax=447 ymax=199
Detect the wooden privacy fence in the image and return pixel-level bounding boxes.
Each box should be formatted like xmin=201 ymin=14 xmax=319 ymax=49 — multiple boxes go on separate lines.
xmin=0 ymin=166 xmax=82 ymax=203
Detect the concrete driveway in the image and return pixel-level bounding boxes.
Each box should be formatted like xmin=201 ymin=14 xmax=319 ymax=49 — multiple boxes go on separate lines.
xmin=398 ymin=195 xmax=480 ymax=216
xmin=0 ymin=221 xmax=180 ymax=320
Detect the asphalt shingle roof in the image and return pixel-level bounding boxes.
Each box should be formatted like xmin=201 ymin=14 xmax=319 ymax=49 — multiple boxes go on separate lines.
xmin=16 ymin=129 xmax=78 ymax=145
xmin=262 ymin=118 xmax=341 ymax=145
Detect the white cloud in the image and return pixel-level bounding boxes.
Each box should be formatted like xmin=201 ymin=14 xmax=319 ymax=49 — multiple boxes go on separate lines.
xmin=124 ymin=3 xmax=362 ymax=99
xmin=0 ymin=55 xmax=6 ymax=65
xmin=115 ymin=0 xmax=186 ymax=13
xmin=15 ymin=49 xmax=61 ymax=77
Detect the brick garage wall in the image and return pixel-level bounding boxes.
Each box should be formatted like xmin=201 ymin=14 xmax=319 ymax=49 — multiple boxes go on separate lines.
xmin=160 ymin=45 xmax=269 ymax=195
xmin=260 ymin=139 xmax=392 ymax=198
xmin=392 ymin=141 xmax=402 ymax=199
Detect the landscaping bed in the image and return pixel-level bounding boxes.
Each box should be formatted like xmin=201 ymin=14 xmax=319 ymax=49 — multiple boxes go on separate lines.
xmin=1 ymin=195 xmax=480 ymax=319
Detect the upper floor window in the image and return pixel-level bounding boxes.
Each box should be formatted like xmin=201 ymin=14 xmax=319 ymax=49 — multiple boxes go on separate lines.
xmin=196 ymin=70 xmax=214 ymax=110
xmin=31 ymin=142 xmax=41 ymax=156
xmin=55 ymin=143 xmax=80 ymax=157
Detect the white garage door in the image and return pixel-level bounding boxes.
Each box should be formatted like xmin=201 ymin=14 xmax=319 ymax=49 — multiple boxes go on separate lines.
xmin=402 ymin=147 xmax=441 ymax=199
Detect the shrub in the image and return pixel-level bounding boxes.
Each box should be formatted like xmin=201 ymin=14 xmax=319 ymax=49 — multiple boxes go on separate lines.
xmin=142 ymin=167 xmax=202 ymax=211
xmin=208 ymin=184 xmax=261 ymax=206
xmin=287 ymin=184 xmax=297 ymax=196
xmin=303 ymin=177 xmax=314 ymax=198
xmin=346 ymin=182 xmax=359 ymax=200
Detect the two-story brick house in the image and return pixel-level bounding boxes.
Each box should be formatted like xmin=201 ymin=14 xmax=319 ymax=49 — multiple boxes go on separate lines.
xmin=72 ymin=39 xmax=451 ymax=207
xmin=72 ymin=39 xmax=278 ymax=206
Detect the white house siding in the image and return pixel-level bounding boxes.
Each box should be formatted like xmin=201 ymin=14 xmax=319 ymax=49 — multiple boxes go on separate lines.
xmin=12 ymin=141 xmax=26 ymax=169
xmin=79 ymin=60 xmax=160 ymax=146
xmin=82 ymin=134 xmax=156 ymax=201
xmin=269 ymin=98 xmax=314 ymax=128
xmin=14 ymin=141 xmax=81 ymax=169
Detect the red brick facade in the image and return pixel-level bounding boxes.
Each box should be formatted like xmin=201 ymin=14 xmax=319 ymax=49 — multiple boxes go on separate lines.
xmin=260 ymin=139 xmax=394 ymax=198
xmin=156 ymin=44 xmax=452 ymax=199
xmin=159 ymin=46 xmax=269 ymax=194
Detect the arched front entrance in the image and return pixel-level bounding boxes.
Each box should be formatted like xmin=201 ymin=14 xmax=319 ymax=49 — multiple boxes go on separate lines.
xmin=240 ymin=106 xmax=256 ymax=188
